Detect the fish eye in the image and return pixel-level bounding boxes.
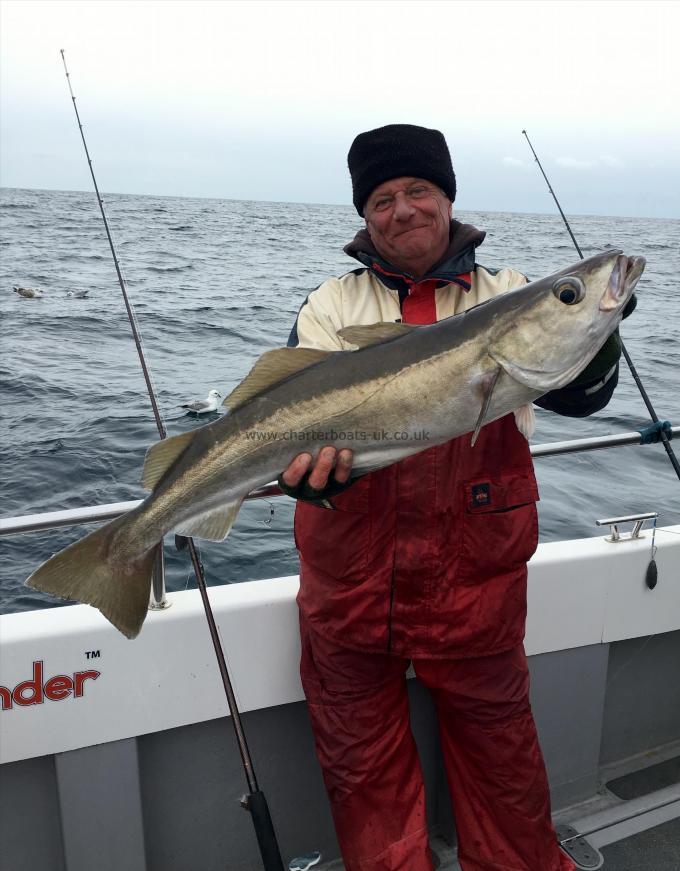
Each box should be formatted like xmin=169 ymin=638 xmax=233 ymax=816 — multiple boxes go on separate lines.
xmin=552 ymin=276 xmax=586 ymax=305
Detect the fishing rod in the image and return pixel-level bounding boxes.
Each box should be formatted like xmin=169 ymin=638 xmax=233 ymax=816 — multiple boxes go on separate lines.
xmin=60 ymin=50 xmax=284 ymax=871
xmin=522 ymin=129 xmax=680 ymax=483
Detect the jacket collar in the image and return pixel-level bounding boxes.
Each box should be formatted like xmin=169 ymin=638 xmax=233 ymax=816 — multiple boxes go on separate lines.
xmin=343 ymin=219 xmax=485 ymax=287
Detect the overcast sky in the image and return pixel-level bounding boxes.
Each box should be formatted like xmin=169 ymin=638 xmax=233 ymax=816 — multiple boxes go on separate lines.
xmin=1 ymin=0 xmax=678 ymax=218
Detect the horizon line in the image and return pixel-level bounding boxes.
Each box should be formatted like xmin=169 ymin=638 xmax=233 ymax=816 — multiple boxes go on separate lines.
xmin=0 ymin=184 xmax=674 ymax=224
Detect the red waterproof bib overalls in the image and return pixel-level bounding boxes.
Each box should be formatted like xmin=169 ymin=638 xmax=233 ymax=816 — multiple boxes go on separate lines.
xmin=294 ymin=278 xmax=575 ymax=871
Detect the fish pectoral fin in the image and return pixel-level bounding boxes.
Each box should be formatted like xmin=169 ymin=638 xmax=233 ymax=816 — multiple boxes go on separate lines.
xmin=224 ymin=347 xmax=332 ymax=410
xmin=174 ymin=498 xmax=244 ymax=542
xmin=513 ymin=404 xmax=536 ymax=440
xmin=470 ymin=367 xmax=502 ymax=447
xmin=337 ymin=322 xmax=416 ymax=349
xmin=142 ymin=430 xmax=196 ymax=490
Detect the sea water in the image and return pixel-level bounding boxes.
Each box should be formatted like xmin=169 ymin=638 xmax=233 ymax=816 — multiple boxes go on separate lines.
xmin=1 ymin=187 xmax=678 ymax=614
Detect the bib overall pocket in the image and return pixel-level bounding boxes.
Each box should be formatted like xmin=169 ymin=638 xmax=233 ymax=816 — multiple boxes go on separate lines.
xmin=458 ymin=473 xmax=539 ymax=585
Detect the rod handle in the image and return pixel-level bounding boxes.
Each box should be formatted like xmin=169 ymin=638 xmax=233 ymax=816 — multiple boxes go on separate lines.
xmin=242 ymin=790 xmax=285 ymax=871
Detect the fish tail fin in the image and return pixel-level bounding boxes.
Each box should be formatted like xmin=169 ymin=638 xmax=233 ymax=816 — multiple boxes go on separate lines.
xmin=25 ymin=517 xmax=156 ymax=639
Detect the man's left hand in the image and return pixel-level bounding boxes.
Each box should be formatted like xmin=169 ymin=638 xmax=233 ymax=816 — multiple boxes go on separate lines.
xmin=278 ymin=447 xmax=355 ymax=504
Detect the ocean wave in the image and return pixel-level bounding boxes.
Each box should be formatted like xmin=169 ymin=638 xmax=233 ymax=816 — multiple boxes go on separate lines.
xmin=147 ymin=263 xmax=194 ymax=272
xmin=632 ymin=242 xmax=677 ymax=251
xmin=28 ymin=437 xmax=66 ymax=456
xmin=1 ymin=375 xmax=80 ymax=403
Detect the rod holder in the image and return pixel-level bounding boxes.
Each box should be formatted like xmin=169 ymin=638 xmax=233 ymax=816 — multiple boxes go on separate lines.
xmin=149 ymin=545 xmax=171 ymax=610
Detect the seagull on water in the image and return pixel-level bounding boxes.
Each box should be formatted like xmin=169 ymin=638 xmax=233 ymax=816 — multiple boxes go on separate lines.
xmin=179 ymin=389 xmax=222 ymax=414
xmin=13 ymin=286 xmax=44 ymax=299
xmin=66 ymin=289 xmax=90 ymax=298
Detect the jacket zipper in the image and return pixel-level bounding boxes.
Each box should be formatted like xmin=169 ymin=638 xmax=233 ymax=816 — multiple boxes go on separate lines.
xmin=387 ymin=465 xmax=399 ymax=652
xmin=387 ymin=566 xmax=396 ymax=652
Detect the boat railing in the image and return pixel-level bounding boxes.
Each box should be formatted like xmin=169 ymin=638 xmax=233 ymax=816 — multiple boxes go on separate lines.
xmin=1 ymin=426 xmax=677 ymax=608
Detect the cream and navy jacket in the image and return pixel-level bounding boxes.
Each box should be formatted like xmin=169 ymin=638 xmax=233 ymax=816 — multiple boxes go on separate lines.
xmin=289 ymin=221 xmax=620 ymax=415
xmin=287 ymin=221 xmax=619 ymax=657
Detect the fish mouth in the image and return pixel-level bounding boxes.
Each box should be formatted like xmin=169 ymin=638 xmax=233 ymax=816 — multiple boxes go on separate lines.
xmin=600 ymin=254 xmax=646 ymax=311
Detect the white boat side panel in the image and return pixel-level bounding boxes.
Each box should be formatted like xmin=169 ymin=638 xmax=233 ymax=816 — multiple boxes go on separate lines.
xmin=525 ymin=540 xmax=609 ymax=656
xmin=525 ymin=525 xmax=680 ymax=654
xmin=602 ymin=527 xmax=680 ymax=642
xmin=0 ymin=577 xmax=304 ymax=764
xmin=1 ymin=527 xmax=679 ymax=764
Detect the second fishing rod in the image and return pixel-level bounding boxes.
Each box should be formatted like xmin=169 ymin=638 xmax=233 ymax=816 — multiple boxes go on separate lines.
xmin=522 ymin=129 xmax=680 ymax=484
xmin=60 ymin=50 xmax=284 ymax=871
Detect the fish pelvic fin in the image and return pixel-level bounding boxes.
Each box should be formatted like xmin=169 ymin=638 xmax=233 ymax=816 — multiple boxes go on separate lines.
xmin=513 ymin=404 xmax=536 ymax=440
xmin=471 ymin=367 xmax=502 ymax=447
xmin=174 ymin=497 xmax=244 ymax=542
xmin=25 ymin=518 xmax=155 ymax=639
xmin=142 ymin=430 xmax=196 ymax=490
xmin=225 ymin=347 xmax=332 ymax=411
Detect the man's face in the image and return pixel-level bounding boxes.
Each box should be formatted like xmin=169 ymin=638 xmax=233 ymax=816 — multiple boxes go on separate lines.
xmin=364 ymin=176 xmax=452 ymax=278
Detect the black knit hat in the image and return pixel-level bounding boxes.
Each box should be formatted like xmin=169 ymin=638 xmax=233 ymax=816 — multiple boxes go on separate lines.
xmin=348 ymin=124 xmax=456 ymax=215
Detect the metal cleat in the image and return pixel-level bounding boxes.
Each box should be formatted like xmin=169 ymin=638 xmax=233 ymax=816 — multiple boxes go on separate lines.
xmin=596 ymin=512 xmax=658 ymax=543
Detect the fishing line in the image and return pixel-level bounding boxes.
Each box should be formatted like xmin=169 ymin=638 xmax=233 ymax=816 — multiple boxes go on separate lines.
xmin=522 ymin=129 xmax=680 ymax=484
xmin=60 ymin=50 xmax=284 ymax=870
xmin=259 ymin=501 xmax=276 ymax=526
xmin=645 ymin=515 xmax=658 ymax=590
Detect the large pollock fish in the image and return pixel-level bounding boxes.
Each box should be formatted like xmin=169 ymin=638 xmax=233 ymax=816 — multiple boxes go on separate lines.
xmin=26 ymin=250 xmax=645 ymax=638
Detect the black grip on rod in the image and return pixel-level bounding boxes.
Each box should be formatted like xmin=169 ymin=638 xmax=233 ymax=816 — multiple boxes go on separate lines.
xmin=246 ymin=790 xmax=285 ymax=871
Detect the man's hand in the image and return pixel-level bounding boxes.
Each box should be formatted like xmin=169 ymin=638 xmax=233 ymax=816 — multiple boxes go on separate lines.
xmin=622 ymin=293 xmax=637 ymax=320
xmin=281 ymin=447 xmax=353 ymax=491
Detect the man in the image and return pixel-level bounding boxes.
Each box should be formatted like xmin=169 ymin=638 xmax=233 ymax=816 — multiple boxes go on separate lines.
xmin=280 ymin=125 xmax=623 ymax=871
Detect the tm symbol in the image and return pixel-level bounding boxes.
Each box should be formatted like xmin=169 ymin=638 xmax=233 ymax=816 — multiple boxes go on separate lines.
xmin=86 ymin=650 xmax=101 ymax=660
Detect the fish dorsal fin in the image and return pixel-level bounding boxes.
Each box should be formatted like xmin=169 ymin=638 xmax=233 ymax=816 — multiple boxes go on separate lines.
xmin=141 ymin=430 xmax=196 ymax=490
xmin=337 ymin=322 xmax=415 ymax=349
xmin=174 ymin=498 xmax=244 ymax=542
xmin=224 ymin=347 xmax=331 ymax=411
xmin=470 ymin=367 xmax=501 ymax=447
